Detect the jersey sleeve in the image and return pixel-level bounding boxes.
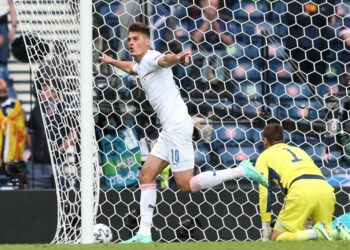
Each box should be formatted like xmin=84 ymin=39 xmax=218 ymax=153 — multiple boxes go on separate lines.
xmin=256 ymin=155 xmax=272 ymax=222
xmin=131 ymin=63 xmax=138 ymax=75
xmin=145 ymin=51 xmax=165 ymax=69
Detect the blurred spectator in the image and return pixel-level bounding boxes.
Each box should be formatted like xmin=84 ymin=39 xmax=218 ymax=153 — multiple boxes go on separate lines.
xmin=339 ymin=27 xmax=350 ymax=49
xmin=36 ymin=80 xmax=79 ymax=189
xmin=0 ymin=0 xmax=17 ymax=98
xmin=39 ymin=81 xmax=77 ymax=158
xmin=0 ymin=77 xmax=26 ymax=179
xmin=286 ymin=1 xmax=336 ymax=85
xmin=26 ymin=100 xmax=54 ymax=189
xmin=189 ymin=0 xmax=234 ymax=86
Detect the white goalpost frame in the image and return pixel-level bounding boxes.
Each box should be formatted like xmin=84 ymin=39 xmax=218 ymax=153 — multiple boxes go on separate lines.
xmin=80 ymin=0 xmax=94 ymax=244
xmin=11 ymin=0 xmax=350 ymax=244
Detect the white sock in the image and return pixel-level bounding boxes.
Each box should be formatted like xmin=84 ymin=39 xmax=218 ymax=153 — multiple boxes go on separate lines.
xmin=138 ymin=184 xmax=156 ymax=236
xmin=190 ymin=167 xmax=244 ymax=192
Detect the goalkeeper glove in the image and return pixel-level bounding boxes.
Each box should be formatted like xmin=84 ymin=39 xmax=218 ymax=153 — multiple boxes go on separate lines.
xmin=262 ymin=221 xmax=272 ymax=241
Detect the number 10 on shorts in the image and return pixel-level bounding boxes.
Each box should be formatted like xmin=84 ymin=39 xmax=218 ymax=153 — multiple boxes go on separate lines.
xmin=171 ymin=149 xmax=179 ymax=165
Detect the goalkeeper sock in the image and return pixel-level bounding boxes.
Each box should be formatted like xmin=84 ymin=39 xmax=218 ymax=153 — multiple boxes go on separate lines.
xmin=276 ymin=229 xmax=317 ymax=241
xmin=138 ymin=184 xmax=157 ymax=236
xmin=190 ymin=167 xmax=243 ymax=192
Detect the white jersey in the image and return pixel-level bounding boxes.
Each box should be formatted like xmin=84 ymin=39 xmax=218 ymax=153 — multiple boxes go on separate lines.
xmin=132 ymin=49 xmax=190 ymax=127
xmin=0 ymin=0 xmax=9 ymax=17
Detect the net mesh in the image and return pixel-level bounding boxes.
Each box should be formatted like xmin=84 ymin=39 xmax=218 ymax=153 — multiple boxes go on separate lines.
xmin=13 ymin=0 xmax=350 ymax=243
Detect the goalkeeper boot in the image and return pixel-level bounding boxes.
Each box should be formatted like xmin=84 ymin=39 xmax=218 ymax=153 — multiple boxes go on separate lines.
xmin=314 ymin=222 xmax=333 ymax=241
xmin=239 ymin=160 xmax=268 ymax=187
xmin=336 ymin=222 xmax=350 ymax=240
xmin=120 ymin=233 xmax=152 ymax=244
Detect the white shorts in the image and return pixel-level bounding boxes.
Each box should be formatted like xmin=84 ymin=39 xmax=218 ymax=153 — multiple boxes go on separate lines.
xmin=150 ymin=117 xmax=194 ymax=172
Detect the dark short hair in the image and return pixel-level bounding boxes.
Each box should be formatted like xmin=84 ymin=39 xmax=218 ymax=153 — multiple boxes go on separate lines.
xmin=128 ymin=22 xmax=150 ymax=37
xmin=263 ymin=123 xmax=284 ymax=145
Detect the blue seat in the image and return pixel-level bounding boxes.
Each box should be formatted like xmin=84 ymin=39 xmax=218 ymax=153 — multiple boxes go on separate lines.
xmin=242 ymin=21 xmax=257 ymax=36
xmin=271 ymin=106 xmax=288 ymax=120
xmin=268 ymin=60 xmax=293 ymax=82
xmin=329 ymin=38 xmax=344 ymax=53
xmin=330 ymin=62 xmax=346 ymax=75
xmin=242 ymin=104 xmax=259 ymax=117
xmin=194 ymin=145 xmax=210 ymax=166
xmin=289 ymin=132 xmax=305 ymax=145
xmin=323 ymin=74 xmax=338 ymax=85
xmin=235 ymin=32 xmax=252 ymax=46
xmin=232 ymin=1 xmax=267 ymax=23
xmin=245 ymin=128 xmax=262 ymax=143
xmin=316 ymin=83 xmax=331 ymax=97
xmin=233 ymin=9 xmax=249 ymax=23
xmin=270 ymin=82 xmax=286 ymax=96
xmin=216 ymin=146 xmax=240 ymax=168
xmin=272 ymin=0 xmax=287 ymax=14
xmin=273 ymin=23 xmax=289 ymax=37
xmin=244 ymin=45 xmax=260 ymax=59
xmin=233 ymin=59 xmax=262 ymax=82
xmin=227 ymin=19 xmax=242 ymax=36
xmin=338 ymin=50 xmax=350 ymax=64
xmin=211 ymin=124 xmax=262 ymax=152
xmin=194 ymin=145 xmax=213 ymax=172
xmin=233 ymin=94 xmax=249 ymax=109
xmin=218 ymin=145 xmax=260 ymax=167
xmin=212 ymin=124 xmax=246 ymax=143
xmin=327 ymin=174 xmax=350 ymax=188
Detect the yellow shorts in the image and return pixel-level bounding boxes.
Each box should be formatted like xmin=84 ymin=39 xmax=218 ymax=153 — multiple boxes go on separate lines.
xmin=274 ymin=179 xmax=335 ymax=233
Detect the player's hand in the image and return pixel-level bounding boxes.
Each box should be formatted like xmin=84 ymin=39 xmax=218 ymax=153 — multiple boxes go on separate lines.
xmin=8 ymin=28 xmax=16 ymax=41
xmin=262 ymin=222 xmax=272 ymax=241
xmin=99 ymin=54 xmax=114 ymax=64
xmin=177 ymin=52 xmax=190 ymax=64
xmin=321 ymin=151 xmax=331 ymax=163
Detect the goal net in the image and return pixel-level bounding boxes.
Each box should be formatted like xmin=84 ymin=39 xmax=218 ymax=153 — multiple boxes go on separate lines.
xmin=14 ymin=0 xmax=350 ymax=243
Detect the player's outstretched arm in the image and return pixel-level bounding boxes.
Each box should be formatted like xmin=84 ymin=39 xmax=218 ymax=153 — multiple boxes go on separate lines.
xmin=99 ymin=54 xmax=135 ymax=74
xmin=158 ymin=52 xmax=190 ymax=68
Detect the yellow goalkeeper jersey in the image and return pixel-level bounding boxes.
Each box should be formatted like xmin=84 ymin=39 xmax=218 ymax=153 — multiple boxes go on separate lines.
xmin=0 ymin=99 xmax=26 ymax=167
xmin=256 ymin=143 xmax=324 ymax=222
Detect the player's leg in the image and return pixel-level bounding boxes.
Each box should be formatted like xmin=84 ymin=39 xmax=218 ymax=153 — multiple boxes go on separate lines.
xmin=173 ymin=163 xmax=264 ymax=193
xmin=272 ymin=220 xmax=320 ymax=241
xmin=171 ymin=156 xmax=267 ymax=193
xmin=272 ymin=182 xmax=316 ymax=241
xmin=168 ymin=118 xmax=267 ymax=192
xmin=311 ymin=182 xmax=337 ymax=240
xmin=275 ymin=180 xmax=333 ymax=241
xmin=189 ymin=160 xmax=268 ymax=192
xmin=121 ymin=154 xmax=168 ymax=243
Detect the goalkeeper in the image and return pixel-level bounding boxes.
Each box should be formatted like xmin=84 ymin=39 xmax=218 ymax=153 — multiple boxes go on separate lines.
xmin=99 ymin=22 xmax=268 ymax=244
xmin=256 ymin=123 xmax=350 ymax=241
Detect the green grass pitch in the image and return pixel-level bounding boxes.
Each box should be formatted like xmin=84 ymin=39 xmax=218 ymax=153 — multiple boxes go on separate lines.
xmin=0 ymin=241 xmax=349 ymax=250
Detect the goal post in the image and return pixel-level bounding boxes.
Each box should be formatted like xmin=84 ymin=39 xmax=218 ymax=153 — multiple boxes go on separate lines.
xmin=80 ymin=0 xmax=94 ymax=244
xmin=13 ymin=0 xmax=350 ymax=243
